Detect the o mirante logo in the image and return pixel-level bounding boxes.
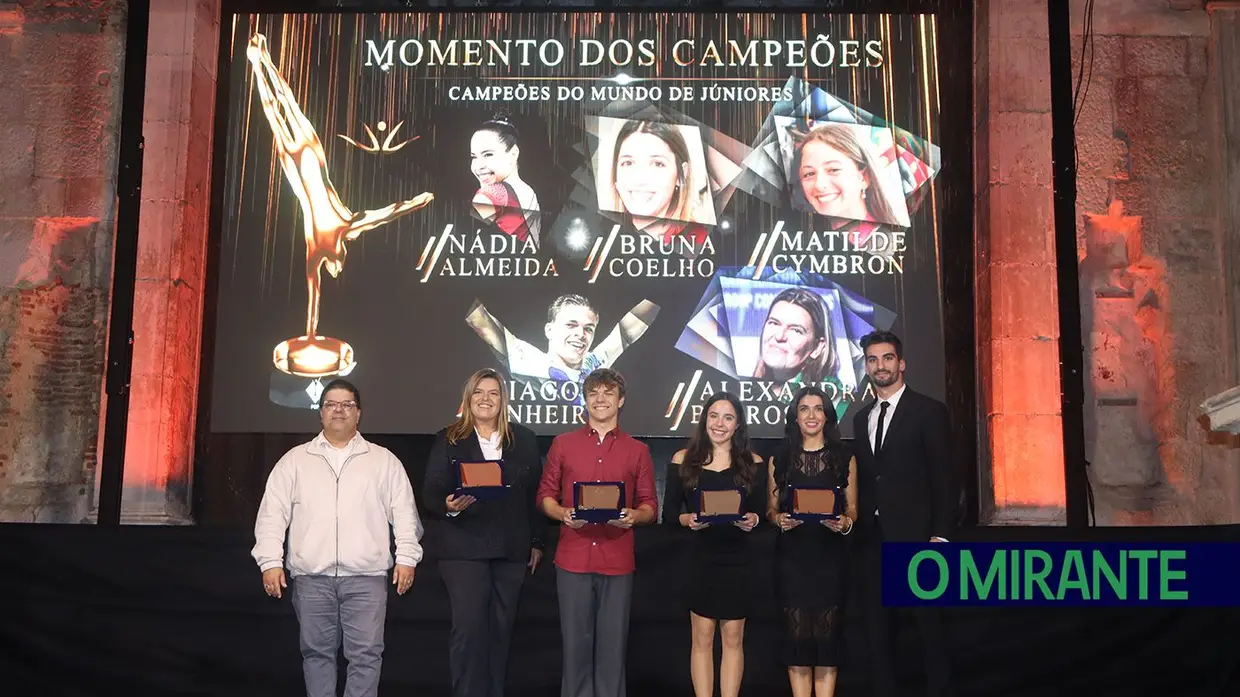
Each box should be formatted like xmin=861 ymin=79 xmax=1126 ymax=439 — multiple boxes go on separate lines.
xmin=877 ymin=542 xmax=1240 ymax=607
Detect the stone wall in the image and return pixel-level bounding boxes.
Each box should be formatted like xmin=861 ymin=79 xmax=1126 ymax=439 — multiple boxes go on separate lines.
xmin=1071 ymin=0 xmax=1240 ymax=524
xmin=0 ymin=1 xmax=127 ymax=522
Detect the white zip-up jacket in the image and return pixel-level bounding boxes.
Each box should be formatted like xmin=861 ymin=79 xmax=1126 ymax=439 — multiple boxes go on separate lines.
xmin=251 ymin=432 xmax=424 ymax=577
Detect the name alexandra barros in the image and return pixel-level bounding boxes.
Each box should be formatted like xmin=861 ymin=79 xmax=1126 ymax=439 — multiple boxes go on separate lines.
xmin=363 ymin=36 xmax=886 ymax=71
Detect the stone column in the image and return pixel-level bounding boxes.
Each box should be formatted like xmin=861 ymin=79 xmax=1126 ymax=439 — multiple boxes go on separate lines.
xmin=976 ymin=0 xmax=1068 ymax=524
xmin=117 ymin=0 xmax=219 ymax=524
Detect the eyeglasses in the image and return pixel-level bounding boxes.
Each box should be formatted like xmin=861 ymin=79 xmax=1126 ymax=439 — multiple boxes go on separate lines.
xmin=321 ymin=400 xmax=358 ymax=412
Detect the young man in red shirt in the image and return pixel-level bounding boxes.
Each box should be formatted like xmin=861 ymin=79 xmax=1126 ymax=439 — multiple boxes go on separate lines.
xmin=537 ymin=368 xmax=659 ymax=697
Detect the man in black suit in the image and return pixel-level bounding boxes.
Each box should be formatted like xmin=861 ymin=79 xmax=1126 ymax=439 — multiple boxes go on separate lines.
xmin=852 ymin=330 xmax=957 ymax=697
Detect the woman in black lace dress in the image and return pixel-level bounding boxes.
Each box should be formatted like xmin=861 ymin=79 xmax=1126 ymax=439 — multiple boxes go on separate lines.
xmin=663 ymin=392 xmax=766 ymax=697
xmin=766 ymin=385 xmax=858 ymax=697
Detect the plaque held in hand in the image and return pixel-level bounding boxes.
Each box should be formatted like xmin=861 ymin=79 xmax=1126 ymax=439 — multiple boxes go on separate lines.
xmin=453 ymin=459 xmax=509 ymax=501
xmin=696 ymin=488 xmax=745 ymax=524
xmin=786 ymin=485 xmax=842 ymax=521
xmin=572 ymin=481 xmax=625 ymax=523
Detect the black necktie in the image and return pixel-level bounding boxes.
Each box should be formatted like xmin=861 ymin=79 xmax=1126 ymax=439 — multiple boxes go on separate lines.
xmin=874 ymin=401 xmax=889 ymax=454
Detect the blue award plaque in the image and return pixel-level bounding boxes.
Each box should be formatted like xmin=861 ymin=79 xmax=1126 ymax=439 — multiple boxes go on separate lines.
xmin=453 ymin=459 xmax=510 ymax=501
xmin=572 ymin=481 xmax=625 ymax=523
xmin=786 ymin=485 xmax=842 ymax=522
xmin=696 ymin=488 xmax=745 ymax=524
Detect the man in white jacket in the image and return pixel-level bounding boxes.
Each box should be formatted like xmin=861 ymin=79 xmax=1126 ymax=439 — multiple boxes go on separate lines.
xmin=252 ymin=378 xmax=423 ymax=697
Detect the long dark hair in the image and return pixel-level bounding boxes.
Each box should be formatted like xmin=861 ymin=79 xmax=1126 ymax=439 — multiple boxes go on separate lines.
xmin=772 ymin=385 xmax=850 ymax=491
xmin=679 ymin=392 xmax=756 ymax=491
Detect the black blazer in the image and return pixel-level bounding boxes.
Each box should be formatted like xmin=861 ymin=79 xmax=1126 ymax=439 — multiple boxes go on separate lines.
xmin=852 ymin=387 xmax=957 ymax=542
xmin=422 ymin=423 xmax=547 ymax=562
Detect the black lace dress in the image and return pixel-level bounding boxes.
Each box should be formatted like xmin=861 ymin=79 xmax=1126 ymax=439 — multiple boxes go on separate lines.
xmin=773 ymin=446 xmax=850 ymax=667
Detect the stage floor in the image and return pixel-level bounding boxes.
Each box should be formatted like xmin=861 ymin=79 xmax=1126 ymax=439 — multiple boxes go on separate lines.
xmin=2 ymin=523 xmax=1237 ymax=697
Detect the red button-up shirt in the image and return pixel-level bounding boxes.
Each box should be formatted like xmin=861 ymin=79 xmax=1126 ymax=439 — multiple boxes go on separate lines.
xmin=537 ymin=425 xmax=658 ymax=576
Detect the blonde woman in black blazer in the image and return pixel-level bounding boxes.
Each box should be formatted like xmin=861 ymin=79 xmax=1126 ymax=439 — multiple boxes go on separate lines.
xmin=423 ymin=368 xmax=547 ymax=697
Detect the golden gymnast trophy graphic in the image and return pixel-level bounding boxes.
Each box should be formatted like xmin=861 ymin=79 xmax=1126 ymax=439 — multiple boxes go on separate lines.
xmin=246 ymin=34 xmax=434 ymax=383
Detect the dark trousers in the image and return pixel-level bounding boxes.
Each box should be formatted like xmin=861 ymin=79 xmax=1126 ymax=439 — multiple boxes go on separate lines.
xmin=439 ymin=559 xmax=529 ymax=697
xmin=555 ymin=568 xmax=633 ymax=697
xmin=859 ymin=520 xmax=954 ymax=697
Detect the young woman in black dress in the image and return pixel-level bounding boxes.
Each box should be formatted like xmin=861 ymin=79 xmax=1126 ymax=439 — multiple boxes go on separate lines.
xmin=662 ymin=392 xmax=766 ymax=697
xmin=767 ymin=386 xmax=858 ymax=697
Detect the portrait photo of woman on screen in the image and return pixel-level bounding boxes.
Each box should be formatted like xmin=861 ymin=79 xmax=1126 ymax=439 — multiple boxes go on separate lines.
xmin=725 ymin=284 xmax=856 ymax=418
xmin=595 ymin=117 xmax=715 ymax=244
xmin=753 ymin=288 xmax=839 ymax=388
xmin=783 ymin=121 xmax=910 ymax=229
xmin=470 ymin=114 xmax=543 ymax=247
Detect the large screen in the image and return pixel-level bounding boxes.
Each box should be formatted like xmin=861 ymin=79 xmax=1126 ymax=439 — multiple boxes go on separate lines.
xmin=208 ymin=11 xmax=948 ymax=438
